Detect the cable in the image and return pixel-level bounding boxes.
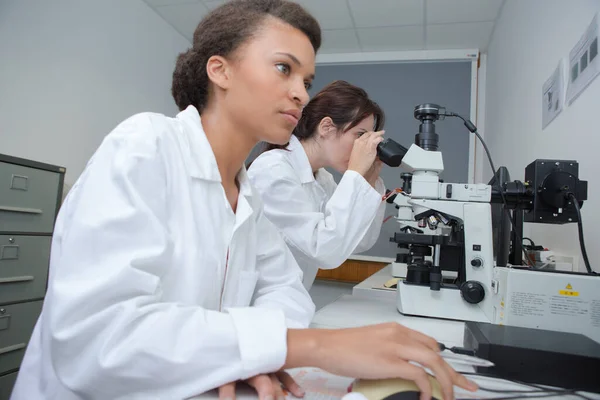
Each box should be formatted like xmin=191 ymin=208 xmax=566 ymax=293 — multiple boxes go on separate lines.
xmin=461 ymin=371 xmax=595 ymax=399
xmin=457 ymin=393 xmax=587 ymax=400
xmin=522 ymin=237 xmax=535 ymax=247
xmin=382 ymin=188 xmax=402 ymax=202
xmin=447 ymin=112 xmax=535 ymax=267
xmin=567 ymin=193 xmax=595 ymax=274
xmin=437 ymin=342 xmax=476 ymax=356
xmin=459 ymin=372 xmax=595 ymax=400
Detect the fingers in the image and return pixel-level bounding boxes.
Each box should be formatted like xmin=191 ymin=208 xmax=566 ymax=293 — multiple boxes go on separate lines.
xmin=247 ymin=374 xmax=276 ymax=400
xmin=269 ymin=374 xmax=287 ymax=400
xmin=394 ymin=344 xmax=454 ymax=400
xmin=392 ymin=362 xmax=432 ymax=400
xmin=276 ymin=370 xmax=305 ymax=398
xmin=219 ymin=382 xmax=236 ymax=400
xmin=368 ymin=131 xmax=384 ymax=149
xmin=357 ymin=130 xmax=384 ymax=142
xmin=442 ymin=363 xmax=478 ymax=392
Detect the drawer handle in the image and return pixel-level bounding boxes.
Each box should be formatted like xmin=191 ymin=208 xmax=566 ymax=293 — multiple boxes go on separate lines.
xmin=11 ymin=175 xmax=28 ymax=191
xmin=0 ymin=343 xmax=26 ymax=355
xmin=1 ymin=244 xmax=19 ymax=260
xmin=0 ymin=276 xmax=34 ymax=284
xmin=0 ymin=206 xmax=42 ymax=214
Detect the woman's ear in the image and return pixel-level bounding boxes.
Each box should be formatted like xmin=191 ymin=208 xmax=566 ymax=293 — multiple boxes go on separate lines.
xmin=206 ymin=55 xmax=232 ymax=90
xmin=317 ymin=117 xmax=337 ymax=139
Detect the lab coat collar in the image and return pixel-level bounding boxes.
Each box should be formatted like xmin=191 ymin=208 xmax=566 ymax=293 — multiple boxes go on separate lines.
xmin=176 ymin=105 xmax=253 ymax=199
xmin=287 ymin=135 xmax=319 ymax=184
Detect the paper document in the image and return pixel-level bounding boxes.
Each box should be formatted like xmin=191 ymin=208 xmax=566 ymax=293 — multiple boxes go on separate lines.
xmin=566 ymin=12 xmax=600 ymax=104
xmin=542 ymin=60 xmax=564 ymax=129
xmin=287 ymin=368 xmax=354 ymax=400
xmin=188 ymin=369 xmax=353 ymax=400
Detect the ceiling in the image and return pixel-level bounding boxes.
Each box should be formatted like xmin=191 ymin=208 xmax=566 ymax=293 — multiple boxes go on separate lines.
xmin=142 ymin=0 xmax=505 ymax=53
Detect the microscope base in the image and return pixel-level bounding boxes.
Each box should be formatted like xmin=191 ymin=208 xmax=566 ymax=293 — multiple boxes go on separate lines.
xmin=397 ymin=281 xmax=492 ymax=322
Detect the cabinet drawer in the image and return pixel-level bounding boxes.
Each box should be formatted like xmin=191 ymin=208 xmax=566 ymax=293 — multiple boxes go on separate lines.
xmin=0 ymin=301 xmax=42 ymax=375
xmin=0 ymin=162 xmax=61 ymax=234
xmin=0 ymin=371 xmax=17 ymax=400
xmin=0 ymin=235 xmax=50 ymax=304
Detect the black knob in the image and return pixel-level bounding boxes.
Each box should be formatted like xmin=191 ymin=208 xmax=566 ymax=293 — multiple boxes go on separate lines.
xmin=460 ymin=281 xmax=485 ymax=304
xmin=471 ymin=258 xmax=482 ymax=267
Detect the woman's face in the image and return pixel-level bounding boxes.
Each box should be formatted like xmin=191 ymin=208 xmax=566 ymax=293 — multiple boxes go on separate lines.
xmin=324 ymin=114 xmax=376 ymax=173
xmin=223 ymin=17 xmax=316 ymax=146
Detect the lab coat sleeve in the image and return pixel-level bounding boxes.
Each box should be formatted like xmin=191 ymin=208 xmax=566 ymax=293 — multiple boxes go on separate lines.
xmin=45 ymin=116 xmax=288 ymax=399
xmin=249 ymin=161 xmax=382 ymax=270
xmin=353 ymin=177 xmax=386 ymax=254
xmin=250 ymin=201 xmax=316 ymax=329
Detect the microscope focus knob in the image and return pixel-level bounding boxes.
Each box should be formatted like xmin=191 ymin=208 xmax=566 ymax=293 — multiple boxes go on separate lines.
xmin=471 ymin=258 xmax=483 ymax=267
xmin=460 ymin=281 xmax=485 ymax=304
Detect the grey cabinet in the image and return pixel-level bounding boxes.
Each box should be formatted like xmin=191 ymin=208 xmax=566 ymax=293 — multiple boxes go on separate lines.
xmin=0 ymin=154 xmax=64 ymax=399
xmin=0 ymin=373 xmax=17 ymax=400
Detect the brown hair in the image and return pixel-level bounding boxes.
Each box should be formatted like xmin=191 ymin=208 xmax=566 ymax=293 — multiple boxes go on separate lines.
xmin=171 ymin=0 xmax=321 ymax=113
xmin=262 ymin=80 xmax=385 ymax=152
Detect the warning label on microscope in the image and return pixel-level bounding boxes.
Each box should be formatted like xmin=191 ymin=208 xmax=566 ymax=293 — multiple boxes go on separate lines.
xmin=550 ymin=295 xmax=589 ymax=316
xmin=559 ymin=283 xmax=579 ymax=296
xmin=496 ymin=267 xmax=600 ymax=342
xmin=510 ymin=292 xmax=547 ymax=317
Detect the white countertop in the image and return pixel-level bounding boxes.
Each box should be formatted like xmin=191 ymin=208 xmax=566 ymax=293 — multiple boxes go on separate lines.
xmin=311 ymin=294 xmax=465 ymax=347
xmin=190 ymin=270 xmax=600 ymax=400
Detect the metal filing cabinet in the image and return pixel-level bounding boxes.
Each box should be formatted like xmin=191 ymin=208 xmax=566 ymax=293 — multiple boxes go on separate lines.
xmin=0 ymin=154 xmax=65 ymax=399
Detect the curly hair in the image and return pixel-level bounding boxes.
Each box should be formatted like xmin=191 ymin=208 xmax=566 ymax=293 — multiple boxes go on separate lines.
xmin=171 ymin=0 xmax=321 ymax=112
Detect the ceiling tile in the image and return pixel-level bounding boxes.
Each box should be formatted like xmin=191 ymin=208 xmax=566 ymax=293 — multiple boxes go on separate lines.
xmin=320 ymin=29 xmax=361 ymax=53
xmin=144 ymin=0 xmax=201 ymax=6
xmin=426 ymin=21 xmax=494 ymax=50
xmin=292 ymin=0 xmax=354 ymax=30
xmin=427 ymin=0 xmax=503 ymax=24
xmin=357 ymin=25 xmax=424 ymax=52
xmin=155 ymin=2 xmax=210 ymax=41
xmin=348 ymin=0 xmax=424 ymax=28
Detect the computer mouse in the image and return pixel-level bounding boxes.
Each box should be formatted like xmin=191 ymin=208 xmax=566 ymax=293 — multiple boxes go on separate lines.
xmin=349 ymin=376 xmax=442 ymax=400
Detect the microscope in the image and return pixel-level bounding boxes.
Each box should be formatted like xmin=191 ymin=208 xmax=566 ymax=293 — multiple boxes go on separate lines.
xmin=379 ymin=104 xmax=496 ymax=322
xmin=379 ymin=104 xmax=600 ymax=342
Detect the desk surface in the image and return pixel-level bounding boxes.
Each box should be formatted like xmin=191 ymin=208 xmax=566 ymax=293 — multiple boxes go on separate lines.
xmin=308 ymin=293 xmax=600 ymax=400
xmin=351 ymin=265 xmax=397 ymax=301
xmin=191 ymin=274 xmax=600 ymax=400
xmin=311 ymin=294 xmax=465 ymax=347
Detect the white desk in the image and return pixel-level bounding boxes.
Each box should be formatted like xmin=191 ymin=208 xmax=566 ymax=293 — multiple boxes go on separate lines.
xmin=311 ymin=294 xmax=465 ymax=348
xmin=309 ymin=292 xmax=600 ymax=400
xmin=191 ymin=273 xmax=600 ymax=400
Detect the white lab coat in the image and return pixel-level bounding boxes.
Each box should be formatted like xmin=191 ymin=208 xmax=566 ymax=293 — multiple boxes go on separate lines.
xmin=247 ymin=135 xmax=386 ymax=290
xmin=11 ymin=106 xmax=314 ymax=400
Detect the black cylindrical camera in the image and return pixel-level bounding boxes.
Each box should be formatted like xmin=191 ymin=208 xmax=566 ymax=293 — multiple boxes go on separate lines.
xmin=414 ymin=103 xmax=445 ymax=151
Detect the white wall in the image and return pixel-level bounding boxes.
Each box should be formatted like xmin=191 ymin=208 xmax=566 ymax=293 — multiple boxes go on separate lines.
xmin=0 ymin=0 xmax=190 ymax=186
xmin=484 ymin=0 xmax=600 ymax=272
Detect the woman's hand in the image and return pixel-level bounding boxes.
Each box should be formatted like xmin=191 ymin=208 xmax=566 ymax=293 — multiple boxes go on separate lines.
xmin=285 ymin=323 xmax=478 ymax=400
xmin=348 ymin=131 xmax=385 ymax=177
xmin=218 ymin=370 xmax=304 ymax=400
xmin=363 ymin=159 xmax=383 ymax=189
